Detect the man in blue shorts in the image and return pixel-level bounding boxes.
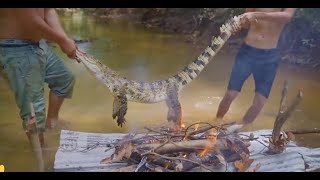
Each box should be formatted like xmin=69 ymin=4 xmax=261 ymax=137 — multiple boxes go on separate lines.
xmin=216 ymin=8 xmax=296 ymax=131
xmin=0 ymin=8 xmax=78 ymax=146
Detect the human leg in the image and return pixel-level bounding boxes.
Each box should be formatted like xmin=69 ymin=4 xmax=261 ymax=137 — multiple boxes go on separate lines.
xmin=41 ymin=42 xmax=75 ymax=129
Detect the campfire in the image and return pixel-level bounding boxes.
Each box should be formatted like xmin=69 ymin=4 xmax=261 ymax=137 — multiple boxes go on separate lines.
xmin=99 ymin=80 xmax=303 ymax=172
xmin=100 ymin=122 xmax=261 ymax=172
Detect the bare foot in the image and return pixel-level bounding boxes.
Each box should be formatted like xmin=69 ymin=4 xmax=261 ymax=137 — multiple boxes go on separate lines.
xmin=46 ymin=119 xmax=71 ymax=131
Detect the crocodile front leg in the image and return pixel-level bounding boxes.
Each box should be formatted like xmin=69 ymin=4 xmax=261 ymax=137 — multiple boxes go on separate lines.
xmin=112 ymin=89 xmax=128 ymax=127
xmin=165 ymin=84 xmax=182 ymax=130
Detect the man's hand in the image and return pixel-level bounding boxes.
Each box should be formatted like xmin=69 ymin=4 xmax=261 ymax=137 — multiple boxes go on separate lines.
xmin=231 ymin=22 xmax=242 ymax=35
xmin=231 ymin=12 xmax=258 ymax=34
xmin=241 ymin=12 xmax=258 ymax=25
xmin=59 ymin=37 xmax=78 ymax=61
xmin=231 ymin=16 xmax=244 ymax=35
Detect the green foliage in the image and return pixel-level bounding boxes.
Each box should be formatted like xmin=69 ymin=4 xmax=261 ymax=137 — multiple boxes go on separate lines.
xmin=79 ymin=8 xmax=319 ymax=37
xmin=196 ymin=8 xmax=244 ymax=24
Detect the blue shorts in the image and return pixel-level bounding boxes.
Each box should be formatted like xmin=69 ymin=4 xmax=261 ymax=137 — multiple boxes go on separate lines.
xmin=227 ymin=43 xmax=280 ymax=99
xmin=0 ymin=39 xmax=75 ymax=132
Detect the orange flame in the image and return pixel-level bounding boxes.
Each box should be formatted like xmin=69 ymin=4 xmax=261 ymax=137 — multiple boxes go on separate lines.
xmin=199 ymin=136 xmax=217 ymax=157
xmin=150 ymin=140 xmax=161 ymax=144
xmin=194 ymin=124 xmax=199 ymax=131
xmin=181 ymin=124 xmax=186 ymax=128
xmin=200 ymin=147 xmax=210 ymax=157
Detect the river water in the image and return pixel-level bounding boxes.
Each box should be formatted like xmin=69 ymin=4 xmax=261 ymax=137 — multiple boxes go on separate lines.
xmin=0 ymin=12 xmax=319 ymax=171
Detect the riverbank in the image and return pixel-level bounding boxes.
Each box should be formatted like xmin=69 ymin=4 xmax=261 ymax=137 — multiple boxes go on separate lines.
xmin=75 ymin=8 xmax=320 ymax=72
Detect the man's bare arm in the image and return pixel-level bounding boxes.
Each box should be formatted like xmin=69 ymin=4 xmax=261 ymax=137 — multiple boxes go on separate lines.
xmin=44 ymin=8 xmax=69 ymax=42
xmin=251 ymin=8 xmax=297 ymax=24
xmin=39 ymin=8 xmax=77 ymax=58
xmin=21 ymin=8 xmax=67 ymax=44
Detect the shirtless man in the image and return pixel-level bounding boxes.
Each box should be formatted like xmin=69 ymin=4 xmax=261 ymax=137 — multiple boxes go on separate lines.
xmin=0 ymin=8 xmax=77 ymax=146
xmin=216 ymin=8 xmax=296 ymax=131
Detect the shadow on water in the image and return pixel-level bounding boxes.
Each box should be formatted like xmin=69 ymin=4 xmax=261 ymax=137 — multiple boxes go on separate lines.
xmin=0 ymin=12 xmax=320 ymax=171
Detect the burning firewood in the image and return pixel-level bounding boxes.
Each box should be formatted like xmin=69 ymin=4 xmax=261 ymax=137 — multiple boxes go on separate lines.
xmin=101 ymin=122 xmax=256 ymax=172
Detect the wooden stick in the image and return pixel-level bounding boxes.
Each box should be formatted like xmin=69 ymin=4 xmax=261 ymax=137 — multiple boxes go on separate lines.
xmin=285 ymin=129 xmax=320 ymax=134
xmin=139 ymin=140 xmax=209 ymax=154
xmin=188 ymin=121 xmax=236 ymax=136
xmin=278 ymin=80 xmax=288 ymax=113
xmin=146 ymin=153 xmax=214 ymax=172
xmin=144 ymin=152 xmax=214 ymax=172
xmin=144 ymin=127 xmax=183 ymax=138
xmin=188 ymin=125 xmax=217 ymax=136
xmin=144 ymin=121 xmax=235 ymax=138
xmin=146 ymin=155 xmax=177 ymax=170
xmin=272 ymin=80 xmax=289 ymax=141
xmin=137 ymin=139 xmax=232 ymax=155
xmin=29 ymin=103 xmax=45 ymax=172
xmin=272 ymin=90 xmax=303 ymax=142
xmin=260 ymin=128 xmax=320 ymax=137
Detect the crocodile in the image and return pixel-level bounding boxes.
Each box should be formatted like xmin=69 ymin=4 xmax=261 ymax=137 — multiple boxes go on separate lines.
xmin=75 ymin=16 xmax=241 ymax=129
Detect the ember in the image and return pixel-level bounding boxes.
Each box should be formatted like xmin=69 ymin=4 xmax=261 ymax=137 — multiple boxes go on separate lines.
xmin=181 ymin=124 xmax=186 ymax=128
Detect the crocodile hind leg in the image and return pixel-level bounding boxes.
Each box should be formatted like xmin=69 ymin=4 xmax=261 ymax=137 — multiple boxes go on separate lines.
xmin=165 ymin=84 xmax=182 ymax=130
xmin=112 ymin=88 xmax=128 ymax=127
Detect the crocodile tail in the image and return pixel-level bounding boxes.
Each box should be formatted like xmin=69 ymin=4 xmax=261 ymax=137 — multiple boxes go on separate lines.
xmin=172 ymin=16 xmax=241 ymax=91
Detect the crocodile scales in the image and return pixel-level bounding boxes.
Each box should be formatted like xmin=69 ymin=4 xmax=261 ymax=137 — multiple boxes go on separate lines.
xmin=75 ymin=16 xmax=241 ymax=129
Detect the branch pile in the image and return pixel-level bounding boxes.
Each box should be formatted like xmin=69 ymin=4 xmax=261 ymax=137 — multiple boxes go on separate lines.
xmin=97 ymin=80 xmax=306 ymax=172
xmin=100 ymin=122 xmax=261 ymax=172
